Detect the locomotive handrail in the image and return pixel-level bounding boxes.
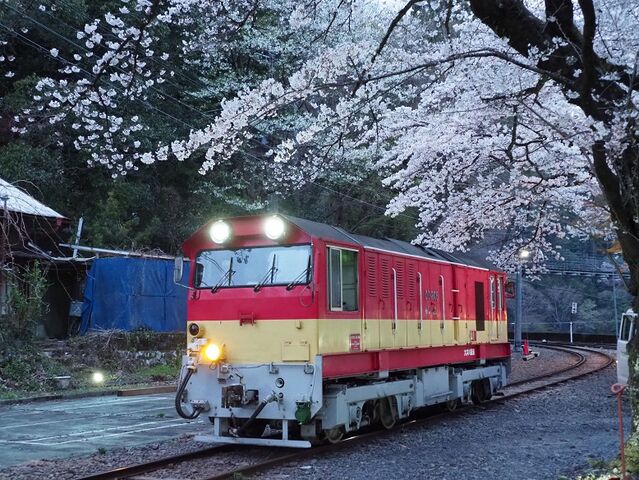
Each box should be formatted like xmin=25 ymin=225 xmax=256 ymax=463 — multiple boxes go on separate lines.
xmin=392 ymin=267 xmax=398 ymax=332
xmin=417 ymin=272 xmax=423 ymax=332
xmin=439 ymin=274 xmax=445 ymax=330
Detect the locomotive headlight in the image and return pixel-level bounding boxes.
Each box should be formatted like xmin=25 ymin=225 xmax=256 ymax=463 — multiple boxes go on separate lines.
xmin=263 ymin=215 xmax=286 ymax=240
xmin=209 ymin=221 xmax=231 ymax=244
xmin=203 ymin=342 xmax=222 ymax=362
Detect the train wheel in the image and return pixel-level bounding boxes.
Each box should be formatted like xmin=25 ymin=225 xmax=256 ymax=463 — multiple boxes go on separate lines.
xmin=471 ymin=379 xmax=492 ymax=405
xmin=322 ymin=426 xmax=345 ymax=444
xmin=445 ymin=399 xmax=460 ymax=412
xmin=378 ymin=397 xmax=397 ymax=430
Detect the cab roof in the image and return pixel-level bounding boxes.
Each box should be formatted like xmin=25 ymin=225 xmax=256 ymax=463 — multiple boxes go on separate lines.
xmin=283 ymin=215 xmax=499 ymax=271
xmin=183 ymin=213 xmax=499 ymax=271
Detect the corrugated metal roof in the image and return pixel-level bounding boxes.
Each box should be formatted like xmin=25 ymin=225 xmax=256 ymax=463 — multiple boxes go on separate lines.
xmin=0 ymin=178 xmax=64 ymax=219
xmin=284 ymin=215 xmax=498 ymax=271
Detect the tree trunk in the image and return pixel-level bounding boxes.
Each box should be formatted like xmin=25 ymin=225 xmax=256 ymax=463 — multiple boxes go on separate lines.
xmin=467 ymin=0 xmax=639 ymax=429
xmin=590 ymin=140 xmax=639 ymax=434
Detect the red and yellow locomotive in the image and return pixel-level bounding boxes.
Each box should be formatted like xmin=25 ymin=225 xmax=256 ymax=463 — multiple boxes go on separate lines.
xmin=175 ymin=214 xmax=510 ymax=446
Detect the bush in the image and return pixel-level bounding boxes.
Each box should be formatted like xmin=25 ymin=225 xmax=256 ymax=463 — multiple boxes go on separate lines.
xmin=0 ymin=345 xmax=63 ymax=393
xmin=1 ymin=261 xmax=49 ymax=347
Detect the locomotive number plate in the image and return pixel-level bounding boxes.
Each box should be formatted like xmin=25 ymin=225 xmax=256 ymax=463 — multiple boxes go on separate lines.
xmin=349 ymin=334 xmax=361 ymax=352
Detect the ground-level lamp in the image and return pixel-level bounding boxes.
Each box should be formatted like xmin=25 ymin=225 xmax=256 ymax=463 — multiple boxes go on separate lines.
xmin=514 ymin=248 xmax=530 ymax=353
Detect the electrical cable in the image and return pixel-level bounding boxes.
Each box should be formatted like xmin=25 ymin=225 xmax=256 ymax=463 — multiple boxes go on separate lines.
xmin=174 ymin=366 xmax=202 ymax=420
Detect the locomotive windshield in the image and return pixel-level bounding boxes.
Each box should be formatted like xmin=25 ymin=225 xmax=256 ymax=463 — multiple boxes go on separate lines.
xmin=194 ymin=244 xmax=312 ymax=289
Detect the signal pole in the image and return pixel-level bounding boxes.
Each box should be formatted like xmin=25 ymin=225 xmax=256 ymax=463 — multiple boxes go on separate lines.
xmin=514 ymin=248 xmax=530 ymax=353
xmin=515 ymin=264 xmax=523 ymax=352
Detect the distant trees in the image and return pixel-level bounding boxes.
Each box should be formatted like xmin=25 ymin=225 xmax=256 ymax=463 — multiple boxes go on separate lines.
xmin=521 ymin=275 xmax=630 ymax=334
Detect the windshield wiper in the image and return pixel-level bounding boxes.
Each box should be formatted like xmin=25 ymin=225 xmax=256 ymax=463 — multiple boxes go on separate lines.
xmin=286 ymin=256 xmax=312 ymax=291
xmin=254 ymin=254 xmax=278 ymax=292
xmin=211 ymin=258 xmax=234 ymax=294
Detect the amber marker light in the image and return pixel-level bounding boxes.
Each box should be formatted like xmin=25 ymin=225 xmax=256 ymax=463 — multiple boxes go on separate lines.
xmin=203 ymin=343 xmax=222 ymax=362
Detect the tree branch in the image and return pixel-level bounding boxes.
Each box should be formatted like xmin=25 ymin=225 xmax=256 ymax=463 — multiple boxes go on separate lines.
xmin=328 ymin=48 xmax=575 ymax=90
xmin=370 ymin=0 xmax=425 ymax=66
xmin=468 ymin=0 xmax=628 ymax=122
xmin=468 ymin=0 xmax=547 ymax=56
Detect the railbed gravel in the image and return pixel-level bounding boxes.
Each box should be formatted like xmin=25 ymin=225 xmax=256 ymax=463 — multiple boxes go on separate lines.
xmin=508 ymin=345 xmax=581 ymax=384
xmin=0 ymin=347 xmax=622 ymax=480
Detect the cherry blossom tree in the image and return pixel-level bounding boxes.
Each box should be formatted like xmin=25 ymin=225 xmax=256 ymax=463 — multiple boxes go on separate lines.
xmin=9 ymin=1 xmax=639 ymax=414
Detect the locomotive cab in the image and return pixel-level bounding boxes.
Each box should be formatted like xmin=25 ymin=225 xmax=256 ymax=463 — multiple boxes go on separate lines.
xmin=175 ymin=214 xmax=511 ymax=447
xmin=617 ymin=309 xmax=637 ymax=383
xmin=176 ymin=215 xmax=327 ymax=446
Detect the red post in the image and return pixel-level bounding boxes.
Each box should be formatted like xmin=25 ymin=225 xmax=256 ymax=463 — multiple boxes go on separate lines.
xmin=611 ymin=383 xmax=627 ymax=480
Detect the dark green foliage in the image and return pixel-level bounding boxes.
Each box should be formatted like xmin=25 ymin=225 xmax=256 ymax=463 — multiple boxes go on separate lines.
xmin=1 ymin=262 xmax=49 ymax=345
xmin=0 ymin=344 xmax=64 ymax=392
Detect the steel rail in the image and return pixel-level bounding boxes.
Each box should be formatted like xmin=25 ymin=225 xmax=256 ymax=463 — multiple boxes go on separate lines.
xmin=80 ymin=345 xmax=613 ymax=480
xmin=79 ymin=445 xmax=231 ymax=480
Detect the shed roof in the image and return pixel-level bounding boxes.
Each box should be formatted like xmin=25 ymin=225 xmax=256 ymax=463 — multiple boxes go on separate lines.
xmin=284 ymin=215 xmax=497 ymax=271
xmin=0 ymin=178 xmax=64 ymax=219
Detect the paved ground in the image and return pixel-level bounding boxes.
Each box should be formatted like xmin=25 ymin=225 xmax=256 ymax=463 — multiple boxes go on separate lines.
xmin=0 ymin=394 xmax=208 ymax=468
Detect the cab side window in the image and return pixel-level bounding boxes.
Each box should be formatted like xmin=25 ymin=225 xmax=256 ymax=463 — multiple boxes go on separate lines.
xmin=328 ymin=247 xmax=359 ymax=311
xmin=621 ymin=316 xmax=633 ymax=341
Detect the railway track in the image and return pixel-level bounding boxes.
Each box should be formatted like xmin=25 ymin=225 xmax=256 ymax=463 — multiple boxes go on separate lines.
xmin=507 ymin=344 xmax=588 ymax=388
xmin=81 ymin=344 xmax=614 ymax=480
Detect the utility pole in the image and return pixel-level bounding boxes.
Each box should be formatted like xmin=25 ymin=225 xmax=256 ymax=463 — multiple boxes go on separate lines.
xmin=0 ymin=195 xmax=8 ymax=316
xmin=72 ymin=217 xmax=84 ymax=259
xmin=0 ymin=195 xmax=8 ymax=275
xmin=267 ymin=193 xmax=280 ymax=214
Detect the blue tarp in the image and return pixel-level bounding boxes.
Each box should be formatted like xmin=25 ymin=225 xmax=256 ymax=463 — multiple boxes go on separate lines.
xmin=80 ymin=257 xmax=189 ymax=333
